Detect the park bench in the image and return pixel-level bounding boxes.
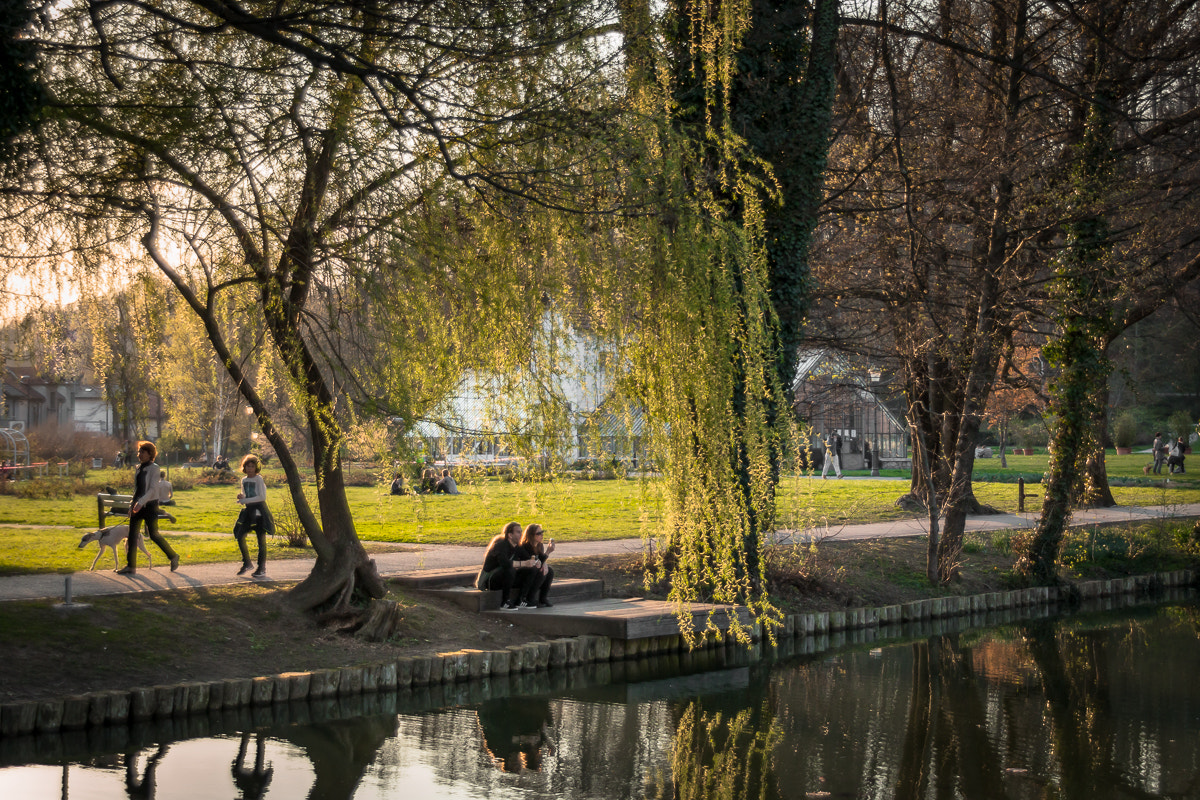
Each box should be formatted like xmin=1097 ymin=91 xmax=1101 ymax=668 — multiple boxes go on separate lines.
xmin=96 ymin=493 xmax=177 ymax=529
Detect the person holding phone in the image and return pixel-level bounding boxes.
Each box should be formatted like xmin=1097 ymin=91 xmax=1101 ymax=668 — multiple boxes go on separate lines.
xmin=477 ymin=522 xmax=540 ymax=610
xmin=515 ymin=523 xmax=555 ymax=608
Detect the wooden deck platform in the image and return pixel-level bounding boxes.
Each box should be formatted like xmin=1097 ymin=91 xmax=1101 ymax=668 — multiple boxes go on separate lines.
xmin=389 ymin=566 xmax=752 ymax=641
xmin=482 ymin=596 xmax=754 ymax=640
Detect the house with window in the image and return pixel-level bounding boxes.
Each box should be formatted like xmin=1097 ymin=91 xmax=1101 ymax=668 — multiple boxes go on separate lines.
xmin=3 ymin=365 xmax=115 ymax=434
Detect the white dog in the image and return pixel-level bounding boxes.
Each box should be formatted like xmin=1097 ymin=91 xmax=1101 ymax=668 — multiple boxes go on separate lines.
xmin=77 ymin=524 xmax=152 ymax=571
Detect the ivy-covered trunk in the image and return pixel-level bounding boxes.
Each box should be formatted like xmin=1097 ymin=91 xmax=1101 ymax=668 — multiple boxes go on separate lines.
xmin=1019 ymin=92 xmax=1115 ymax=582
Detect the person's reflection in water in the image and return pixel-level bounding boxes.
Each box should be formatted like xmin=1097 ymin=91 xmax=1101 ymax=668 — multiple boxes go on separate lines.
xmin=477 ymin=697 xmax=554 ymax=773
xmin=232 ymin=732 xmax=274 ymax=799
xmin=124 ymin=744 xmax=168 ymax=800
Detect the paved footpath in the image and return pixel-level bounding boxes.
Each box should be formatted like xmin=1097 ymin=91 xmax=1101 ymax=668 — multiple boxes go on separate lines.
xmin=3 ymin=502 xmax=1197 ymax=604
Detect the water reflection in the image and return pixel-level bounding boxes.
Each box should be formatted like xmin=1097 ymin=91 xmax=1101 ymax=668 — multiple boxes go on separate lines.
xmin=231 ymin=733 xmax=273 ymax=799
xmin=477 ymin=696 xmax=554 ymax=773
xmin=2 ymin=599 xmax=1198 ymax=799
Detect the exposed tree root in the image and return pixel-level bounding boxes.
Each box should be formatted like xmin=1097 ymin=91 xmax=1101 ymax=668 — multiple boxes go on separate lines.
xmin=354 ymin=599 xmax=404 ymax=642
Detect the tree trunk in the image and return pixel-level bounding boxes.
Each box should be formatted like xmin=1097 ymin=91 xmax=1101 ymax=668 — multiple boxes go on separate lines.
xmin=1019 ymin=30 xmax=1117 ymax=583
xmin=1078 ymin=376 xmax=1117 ymax=507
xmin=998 ymin=420 xmax=1008 ymax=468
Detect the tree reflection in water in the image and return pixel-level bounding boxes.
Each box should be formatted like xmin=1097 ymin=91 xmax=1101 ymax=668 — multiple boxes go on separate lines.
xmin=655 ymin=702 xmax=781 ymax=800
xmin=3 ymin=602 xmax=1198 ymax=799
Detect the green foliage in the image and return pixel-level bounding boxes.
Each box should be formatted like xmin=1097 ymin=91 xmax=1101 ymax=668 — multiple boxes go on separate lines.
xmin=1112 ymin=411 xmax=1138 ymax=448
xmin=1168 ymin=409 xmax=1196 ymax=443
xmin=664 ymin=702 xmax=781 ymax=800
xmin=0 ymin=477 xmax=75 ymax=500
xmin=0 ymin=527 xmax=307 ymax=577
xmin=1009 ymin=419 xmax=1050 ymax=449
xmin=1058 ymin=521 xmax=1196 ymax=578
xmin=623 ymin=0 xmax=838 ymax=644
xmin=1019 ymin=80 xmax=1120 ymax=584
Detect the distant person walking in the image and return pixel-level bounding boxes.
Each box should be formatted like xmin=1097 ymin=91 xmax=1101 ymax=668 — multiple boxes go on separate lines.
xmin=821 ymin=431 xmax=843 ymax=479
xmin=117 ymin=441 xmax=180 ymax=575
xmin=1152 ymin=432 xmax=1166 ymax=474
xmin=233 ymin=455 xmax=273 ymax=577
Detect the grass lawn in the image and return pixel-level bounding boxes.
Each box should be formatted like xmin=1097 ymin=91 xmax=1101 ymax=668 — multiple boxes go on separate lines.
xmin=0 ymin=527 xmax=343 ymax=577
xmin=1 ymin=452 xmax=1197 ymax=576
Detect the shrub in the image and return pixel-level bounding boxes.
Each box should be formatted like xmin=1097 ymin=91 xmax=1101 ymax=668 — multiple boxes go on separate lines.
xmin=269 ymin=496 xmax=311 ymax=548
xmin=1168 ymin=409 xmax=1197 ymax=444
xmin=1010 ymin=419 xmax=1049 ymax=449
xmin=1112 ymin=411 xmax=1138 ymax=448
xmin=26 ymin=421 xmax=122 ymax=464
xmin=0 ymin=476 xmax=75 ymax=500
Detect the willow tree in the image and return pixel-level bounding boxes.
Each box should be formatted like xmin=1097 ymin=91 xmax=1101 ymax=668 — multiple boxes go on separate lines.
xmin=5 ymin=0 xmax=630 ymax=613
xmin=607 ymin=0 xmax=839 ymax=639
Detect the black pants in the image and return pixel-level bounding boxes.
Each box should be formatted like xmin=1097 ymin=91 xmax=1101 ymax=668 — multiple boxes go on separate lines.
xmin=234 ymin=506 xmax=269 ymax=568
xmin=478 ymin=565 xmax=516 ymax=601
xmin=516 ymin=566 xmax=554 ymax=604
xmin=127 ymin=502 xmax=177 ymax=567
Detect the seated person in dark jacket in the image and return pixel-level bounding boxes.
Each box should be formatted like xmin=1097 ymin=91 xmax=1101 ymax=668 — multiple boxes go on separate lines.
xmin=513 ymin=522 xmax=556 ymax=608
xmin=389 ymin=473 xmax=406 ymax=495
xmin=476 ymin=522 xmax=541 ymax=610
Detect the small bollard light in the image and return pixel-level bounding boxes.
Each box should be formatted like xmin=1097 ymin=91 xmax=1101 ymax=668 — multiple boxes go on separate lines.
xmin=55 ymin=574 xmax=89 ymax=610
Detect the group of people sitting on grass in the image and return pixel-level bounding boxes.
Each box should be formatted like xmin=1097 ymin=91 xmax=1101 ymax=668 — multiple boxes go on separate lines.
xmin=476 ymin=521 xmax=555 ymax=609
xmin=390 ymin=468 xmax=460 ymax=495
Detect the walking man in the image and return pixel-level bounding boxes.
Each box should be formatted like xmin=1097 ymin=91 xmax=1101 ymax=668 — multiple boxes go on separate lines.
xmin=821 ymin=431 xmax=843 ymax=479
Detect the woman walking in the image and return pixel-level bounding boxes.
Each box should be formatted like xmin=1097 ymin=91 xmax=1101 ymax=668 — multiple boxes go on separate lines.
xmin=233 ymin=454 xmax=273 ymax=577
xmin=117 ymin=441 xmax=179 ymax=575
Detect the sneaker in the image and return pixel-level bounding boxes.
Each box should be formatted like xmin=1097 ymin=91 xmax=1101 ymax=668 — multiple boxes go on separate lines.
xmin=537 ymin=600 xmax=554 ymax=608
xmin=169 ymin=556 xmax=180 ymax=572
xmin=518 ymin=601 xmax=532 ymax=609
xmin=237 ymin=562 xmax=253 ymax=576
xmin=115 ymin=566 xmax=135 ymax=575
xmin=500 ymin=601 xmax=520 ymax=610
xmin=252 ymin=567 xmax=267 ymax=578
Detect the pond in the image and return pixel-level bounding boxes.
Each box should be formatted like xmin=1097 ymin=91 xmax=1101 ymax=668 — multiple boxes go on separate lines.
xmin=2 ymin=598 xmax=1198 ymax=799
